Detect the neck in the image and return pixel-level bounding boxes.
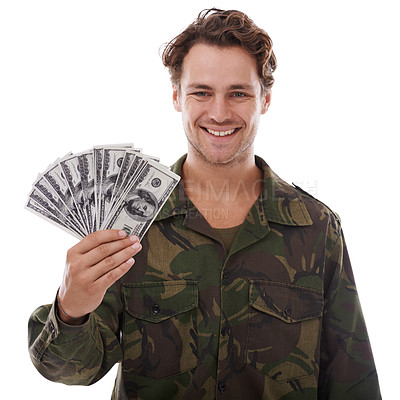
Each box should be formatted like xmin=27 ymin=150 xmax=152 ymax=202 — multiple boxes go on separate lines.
xmin=182 ymin=150 xmax=263 ymax=208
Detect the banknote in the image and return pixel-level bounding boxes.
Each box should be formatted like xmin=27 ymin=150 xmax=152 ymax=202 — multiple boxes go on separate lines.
xmin=25 ymin=144 xmax=180 ymax=241
xmin=103 ymin=158 xmax=180 ymax=238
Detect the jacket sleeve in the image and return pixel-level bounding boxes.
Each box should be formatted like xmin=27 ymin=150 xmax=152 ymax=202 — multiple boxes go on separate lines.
xmin=318 ymin=222 xmax=381 ymax=399
xmin=28 ymin=283 xmax=123 ymax=386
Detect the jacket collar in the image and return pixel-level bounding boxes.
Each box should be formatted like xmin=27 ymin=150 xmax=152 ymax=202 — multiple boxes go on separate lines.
xmin=254 ymin=155 xmax=312 ymax=226
xmin=155 ymin=154 xmax=312 ymax=227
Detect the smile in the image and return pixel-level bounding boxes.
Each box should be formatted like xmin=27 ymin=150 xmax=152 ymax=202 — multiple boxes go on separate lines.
xmin=203 ymin=127 xmax=238 ymax=137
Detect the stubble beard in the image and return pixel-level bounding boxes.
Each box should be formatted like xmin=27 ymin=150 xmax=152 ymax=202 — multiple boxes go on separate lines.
xmin=185 ymin=128 xmax=256 ymax=168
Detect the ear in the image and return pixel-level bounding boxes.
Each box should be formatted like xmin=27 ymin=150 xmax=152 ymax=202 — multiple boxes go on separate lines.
xmin=172 ymin=85 xmax=181 ymax=112
xmin=261 ymin=90 xmax=271 ymax=115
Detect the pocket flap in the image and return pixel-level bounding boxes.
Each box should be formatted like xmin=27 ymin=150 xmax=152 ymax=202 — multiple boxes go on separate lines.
xmin=249 ymin=281 xmax=323 ymax=323
xmin=123 ymin=280 xmax=198 ymax=323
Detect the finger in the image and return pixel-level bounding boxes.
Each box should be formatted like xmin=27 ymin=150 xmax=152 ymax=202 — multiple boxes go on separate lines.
xmin=81 ymin=234 xmax=139 ymax=267
xmin=89 ymin=241 xmax=142 ymax=282
xmin=93 ymin=245 xmax=142 ymax=289
xmin=73 ymin=229 xmax=129 ymax=255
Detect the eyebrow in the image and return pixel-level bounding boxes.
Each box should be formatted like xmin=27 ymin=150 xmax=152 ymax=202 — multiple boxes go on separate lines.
xmin=186 ymin=83 xmax=256 ymax=91
xmin=186 ymin=84 xmax=213 ymax=91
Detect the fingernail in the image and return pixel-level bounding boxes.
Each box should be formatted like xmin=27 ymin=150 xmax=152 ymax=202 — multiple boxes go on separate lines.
xmin=129 ymin=235 xmax=138 ymax=242
xmin=126 ymin=257 xmax=134 ymax=265
xmin=119 ymin=230 xmax=127 ymax=237
xmin=132 ymin=242 xmax=141 ymax=250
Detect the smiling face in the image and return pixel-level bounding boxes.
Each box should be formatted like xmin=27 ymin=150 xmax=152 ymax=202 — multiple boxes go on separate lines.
xmin=173 ymin=44 xmax=271 ymax=167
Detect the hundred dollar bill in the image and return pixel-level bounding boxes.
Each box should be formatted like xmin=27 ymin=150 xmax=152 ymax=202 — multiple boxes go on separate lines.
xmin=103 ymin=159 xmax=180 ymax=239
xmin=99 ymin=147 xmax=131 ymax=230
xmin=102 ymin=150 xmax=159 ymax=228
xmin=31 ymin=174 xmax=86 ymax=236
xmin=43 ymin=155 xmax=88 ymax=235
xmin=77 ymin=150 xmax=95 ymax=232
xmin=27 ymin=188 xmax=83 ymax=236
xmin=94 ymin=143 xmax=134 ymax=230
xmin=111 ymin=151 xmax=160 ymax=203
xmin=109 ymin=148 xmax=142 ymax=210
xmin=93 ymin=146 xmax=103 ymax=231
xmin=25 ymin=198 xmax=83 ymax=239
xmin=59 ymin=151 xmax=92 ymax=233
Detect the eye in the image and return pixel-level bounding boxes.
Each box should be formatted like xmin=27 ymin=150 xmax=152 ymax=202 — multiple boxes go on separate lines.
xmin=232 ymin=92 xmax=247 ymax=98
xmin=194 ymin=92 xmax=209 ymax=97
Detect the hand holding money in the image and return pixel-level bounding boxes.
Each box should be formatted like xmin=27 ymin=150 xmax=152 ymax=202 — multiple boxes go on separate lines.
xmin=26 ymin=143 xmax=180 ymax=324
xmin=58 ymin=230 xmax=142 ymax=324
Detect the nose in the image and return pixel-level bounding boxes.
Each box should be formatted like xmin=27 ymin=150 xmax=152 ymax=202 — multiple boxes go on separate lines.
xmin=207 ymin=94 xmax=233 ymax=123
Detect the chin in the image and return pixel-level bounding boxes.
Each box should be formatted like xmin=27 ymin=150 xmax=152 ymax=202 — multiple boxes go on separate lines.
xmin=202 ymin=151 xmax=247 ymax=167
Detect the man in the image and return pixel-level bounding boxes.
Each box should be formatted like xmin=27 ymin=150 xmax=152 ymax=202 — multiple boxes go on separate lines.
xmin=28 ymin=8 xmax=381 ymax=399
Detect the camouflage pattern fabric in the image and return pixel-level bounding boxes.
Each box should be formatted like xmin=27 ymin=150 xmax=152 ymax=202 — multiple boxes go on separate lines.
xmin=28 ymin=155 xmax=381 ymax=399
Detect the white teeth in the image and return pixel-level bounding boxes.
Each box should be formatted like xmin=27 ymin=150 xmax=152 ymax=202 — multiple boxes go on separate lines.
xmin=206 ymin=128 xmax=236 ymax=137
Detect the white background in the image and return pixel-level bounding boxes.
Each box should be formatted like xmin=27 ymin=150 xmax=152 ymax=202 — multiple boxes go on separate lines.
xmin=1 ymin=0 xmax=398 ymax=398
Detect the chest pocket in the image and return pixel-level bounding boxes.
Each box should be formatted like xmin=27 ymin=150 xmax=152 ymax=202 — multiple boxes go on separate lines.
xmin=122 ymin=280 xmax=198 ymax=379
xmin=246 ymin=281 xmax=324 ymax=382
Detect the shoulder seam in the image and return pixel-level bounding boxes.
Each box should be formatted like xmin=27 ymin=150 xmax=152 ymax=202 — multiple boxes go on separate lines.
xmin=291 ymin=183 xmax=341 ymax=224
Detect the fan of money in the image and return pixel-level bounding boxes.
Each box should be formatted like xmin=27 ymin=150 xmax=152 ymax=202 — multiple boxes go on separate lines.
xmin=25 ymin=144 xmax=180 ymax=240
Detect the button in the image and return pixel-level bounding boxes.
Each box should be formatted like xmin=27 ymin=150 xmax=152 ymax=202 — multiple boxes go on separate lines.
xmin=218 ymin=381 xmax=226 ymax=393
xmin=284 ymin=306 xmax=292 ymax=316
xmin=222 ymin=271 xmax=229 ymax=279
xmin=49 ymin=322 xmax=56 ymax=338
xmin=152 ymin=304 xmax=161 ymax=314
xmin=221 ymin=327 xmax=227 ymax=336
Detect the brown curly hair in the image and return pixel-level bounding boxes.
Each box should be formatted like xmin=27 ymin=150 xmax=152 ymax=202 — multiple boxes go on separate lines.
xmin=161 ymin=8 xmax=277 ymax=93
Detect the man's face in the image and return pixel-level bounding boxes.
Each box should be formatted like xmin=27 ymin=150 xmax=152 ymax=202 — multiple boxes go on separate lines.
xmin=173 ymin=44 xmax=271 ymax=166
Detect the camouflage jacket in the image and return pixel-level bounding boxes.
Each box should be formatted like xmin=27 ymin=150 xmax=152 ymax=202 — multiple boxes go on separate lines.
xmin=28 ymin=155 xmax=381 ymax=399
